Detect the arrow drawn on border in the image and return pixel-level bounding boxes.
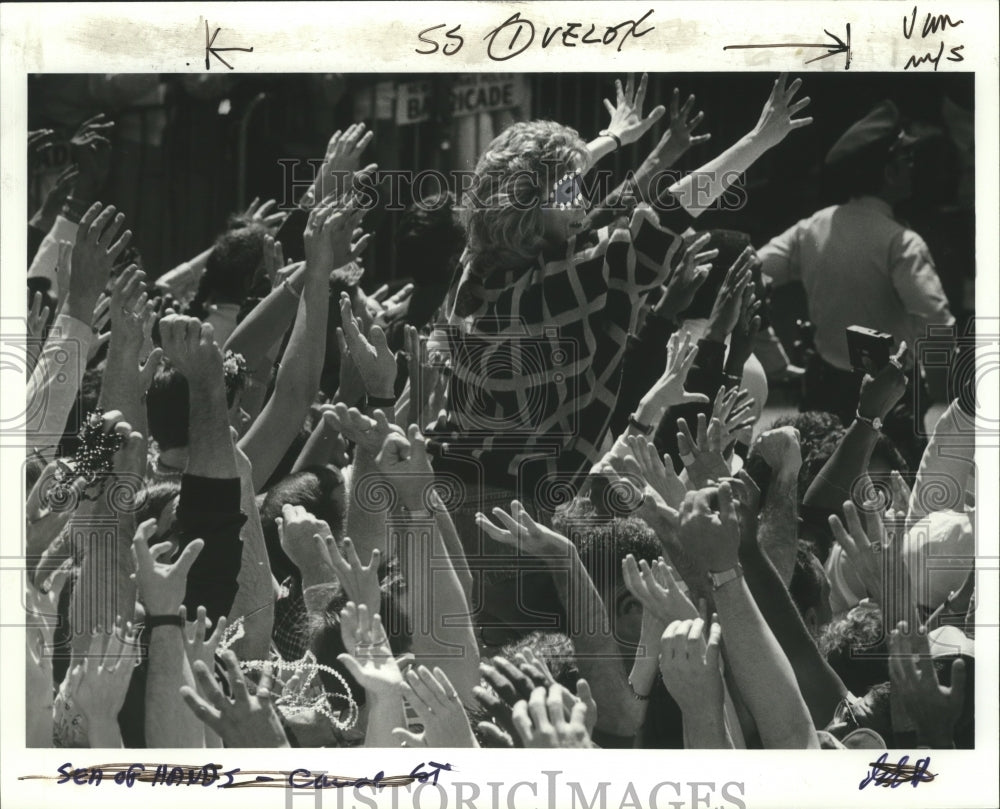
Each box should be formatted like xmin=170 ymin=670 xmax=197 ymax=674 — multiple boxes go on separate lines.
xmin=724 ymin=24 xmax=851 ymax=70
xmin=205 ymin=20 xmax=254 ymax=70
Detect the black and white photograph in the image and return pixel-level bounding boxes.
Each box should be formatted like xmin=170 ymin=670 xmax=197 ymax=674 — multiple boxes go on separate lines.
xmin=3 ymin=3 xmax=997 ymax=809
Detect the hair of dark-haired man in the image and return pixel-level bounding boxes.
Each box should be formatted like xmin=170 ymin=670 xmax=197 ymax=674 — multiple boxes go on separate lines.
xmin=819 ymin=601 xmax=889 ymax=697
xmin=307 ymin=572 xmax=410 ymax=714
xmin=258 ymin=465 xmax=347 ymax=585
xmin=188 ymin=223 xmax=268 ymax=318
xmin=396 ymin=192 xmax=465 ymax=288
xmin=500 ymin=631 xmax=580 ymax=692
xmin=771 ymin=411 xmax=844 ymax=458
xmin=375 ymin=193 xmax=467 ymax=352
xmin=135 ymin=480 xmax=183 ymax=529
xmin=551 ymin=496 xmax=660 ymax=650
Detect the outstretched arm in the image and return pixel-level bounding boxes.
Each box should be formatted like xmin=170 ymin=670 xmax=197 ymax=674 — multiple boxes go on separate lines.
xmin=378 ymin=428 xmax=480 ymax=703
xmin=679 ymin=483 xmax=818 ymax=748
xmin=803 ymin=344 xmax=908 ymax=514
xmin=238 ymin=197 xmax=369 ymax=493
xmin=669 ymin=74 xmax=811 ymax=217
xmin=478 ymin=502 xmax=643 ymax=739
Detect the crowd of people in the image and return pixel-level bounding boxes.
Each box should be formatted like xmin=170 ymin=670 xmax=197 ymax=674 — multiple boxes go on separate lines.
xmin=23 ymin=73 xmax=976 ymax=752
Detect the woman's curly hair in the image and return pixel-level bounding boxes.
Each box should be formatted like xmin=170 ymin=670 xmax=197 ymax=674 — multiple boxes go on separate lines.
xmin=457 ymin=120 xmax=588 ymax=317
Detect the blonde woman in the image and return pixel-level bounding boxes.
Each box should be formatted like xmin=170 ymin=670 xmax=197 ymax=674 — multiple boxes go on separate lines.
xmin=442 ymin=74 xmax=811 ymax=499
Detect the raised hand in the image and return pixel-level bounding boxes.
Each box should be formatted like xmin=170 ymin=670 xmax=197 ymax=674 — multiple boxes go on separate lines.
xmin=325 ymin=403 xmax=402 ymax=456
xmin=132 ymin=518 xmax=204 ymax=616
xmin=511 ymin=685 xmax=593 ymax=748
xmin=338 ymin=292 xmax=396 ymax=399
xmin=710 ymin=386 xmax=757 ymax=451
xmin=623 ymin=554 xmax=698 ymax=626
xmin=306 ymin=124 xmax=376 ymax=207
xmin=727 ymin=469 xmax=762 ymax=544
xmin=337 ymin=602 xmax=403 ymax=698
xmin=65 ymin=622 xmax=140 ymax=743
xmin=243 ymin=197 xmax=288 ymax=231
xmin=753 ymin=425 xmax=801 ymax=477
xmin=28 ymin=127 xmax=55 ymax=164
xmin=275 ymin=503 xmax=336 ymax=577
xmin=404 ymin=324 xmax=427 ymax=427
xmin=888 ymin=621 xmax=966 ymax=748
xmin=706 ymin=247 xmax=754 ymax=342
xmin=677 ymin=414 xmax=730 ymax=488
xmin=888 ymin=470 xmax=912 ymax=519
xmin=31 ymin=164 xmax=79 ymax=233
xmin=603 ymin=73 xmax=666 ymax=147
xmin=393 ymin=666 xmax=478 ymax=748
xmin=643 ymin=331 xmax=710 ymax=409
xmin=26 ymin=459 xmax=89 ymax=557
xmin=109 ymin=264 xmax=158 ymax=363
xmin=658 ymin=617 xmax=725 ymax=714
xmin=373 ymin=283 xmax=414 ymax=328
xmin=476 ymin=500 xmax=574 ymax=561
xmin=667 ymin=88 xmax=711 ymax=151
xmin=652 ymin=233 xmax=716 ymax=321
xmin=374 ymin=425 xmax=435 ymax=510
xmin=67 ymin=203 xmax=131 ymax=319
xmin=181 ymin=650 xmax=289 ymax=747
xmin=26 ymin=290 xmax=52 ymax=350
xmin=260 ymin=234 xmax=287 ymax=288
xmin=158 ymin=314 xmax=223 ymax=386
xmin=180 ymin=604 xmax=227 ymax=674
xmin=326 ymin=536 xmax=382 ymax=616
xmin=751 ymin=74 xmax=813 ymax=151
xmin=625 ymin=434 xmax=687 ymax=508
xmin=303 ymin=197 xmax=370 ymax=276
xmin=725 ymin=282 xmax=763 ymax=373
xmin=70 ymin=114 xmax=115 ymax=199
xmin=858 ymin=341 xmax=909 ymax=422
xmin=678 ymin=483 xmax=742 ymax=575
xmin=828 ymin=501 xmax=887 ymax=606
xmin=86 ymin=294 xmax=112 ymax=362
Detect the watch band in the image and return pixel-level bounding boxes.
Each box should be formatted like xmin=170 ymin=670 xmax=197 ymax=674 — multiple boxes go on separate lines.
xmin=628 ymin=413 xmax=654 ymax=436
xmin=855 ymin=410 xmax=883 ymax=431
xmin=707 ymin=564 xmax=744 ymax=592
xmin=145 ymin=613 xmax=184 ymax=630
xmin=365 ymin=394 xmax=397 ymax=410
xmin=598 ymin=129 xmax=623 ymax=150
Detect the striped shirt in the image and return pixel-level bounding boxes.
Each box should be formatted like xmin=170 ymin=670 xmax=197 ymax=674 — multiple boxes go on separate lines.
xmin=440 ymin=205 xmax=683 ymax=490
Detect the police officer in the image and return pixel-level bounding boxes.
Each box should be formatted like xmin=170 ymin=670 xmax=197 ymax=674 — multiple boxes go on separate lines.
xmin=757 ymin=101 xmax=954 ymax=466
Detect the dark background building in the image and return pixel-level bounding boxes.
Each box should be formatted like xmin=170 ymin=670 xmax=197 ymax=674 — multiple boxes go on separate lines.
xmin=29 ymin=72 xmax=975 ymax=333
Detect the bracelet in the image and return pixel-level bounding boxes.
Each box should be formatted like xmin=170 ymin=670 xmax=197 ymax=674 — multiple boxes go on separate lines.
xmin=280 ymin=278 xmax=300 ymax=300
xmin=855 ymin=410 xmax=883 ymax=432
xmin=627 ymin=678 xmax=651 ymax=701
xmin=365 ymin=394 xmax=397 ymax=410
xmin=627 ymin=413 xmax=654 ymax=436
xmin=599 ymin=130 xmax=623 ymax=150
xmin=145 ymin=614 xmax=184 ymax=630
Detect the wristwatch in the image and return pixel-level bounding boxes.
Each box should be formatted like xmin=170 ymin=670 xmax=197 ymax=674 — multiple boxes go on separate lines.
xmin=855 ymin=410 xmax=883 ymax=431
xmin=708 ymin=564 xmax=744 ymax=592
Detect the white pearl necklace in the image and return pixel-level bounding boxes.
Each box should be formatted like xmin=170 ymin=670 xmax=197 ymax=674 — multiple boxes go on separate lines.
xmin=218 ymin=617 xmax=359 ymax=733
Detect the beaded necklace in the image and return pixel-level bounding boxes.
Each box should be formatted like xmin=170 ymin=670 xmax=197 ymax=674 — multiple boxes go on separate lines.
xmin=218 ymin=616 xmax=359 ymax=734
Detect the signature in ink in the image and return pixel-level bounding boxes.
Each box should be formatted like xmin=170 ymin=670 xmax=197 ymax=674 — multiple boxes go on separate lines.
xmin=21 ymin=761 xmax=454 ymax=790
xmin=859 ymin=753 xmax=936 ymax=789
